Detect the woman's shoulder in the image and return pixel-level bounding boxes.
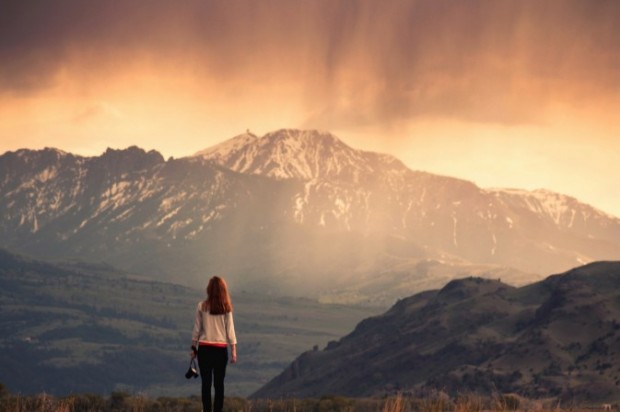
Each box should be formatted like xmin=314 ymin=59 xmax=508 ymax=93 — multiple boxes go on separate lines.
xmin=207 ymin=309 xmax=231 ymax=317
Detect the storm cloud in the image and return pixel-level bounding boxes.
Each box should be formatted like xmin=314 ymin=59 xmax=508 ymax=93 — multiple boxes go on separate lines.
xmin=1 ymin=0 xmax=619 ymax=127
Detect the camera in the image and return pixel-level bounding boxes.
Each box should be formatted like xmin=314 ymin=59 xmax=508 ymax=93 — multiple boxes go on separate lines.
xmin=185 ymin=359 xmax=199 ymax=379
xmin=185 ymin=366 xmax=199 ymax=379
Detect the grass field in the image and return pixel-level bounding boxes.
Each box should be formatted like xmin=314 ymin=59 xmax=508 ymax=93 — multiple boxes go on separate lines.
xmin=1 ymin=386 xmax=615 ymax=412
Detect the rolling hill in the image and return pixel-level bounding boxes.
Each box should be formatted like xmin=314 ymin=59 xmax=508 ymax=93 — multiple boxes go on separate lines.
xmin=0 ymin=249 xmax=378 ymax=396
xmin=253 ymin=261 xmax=620 ymax=403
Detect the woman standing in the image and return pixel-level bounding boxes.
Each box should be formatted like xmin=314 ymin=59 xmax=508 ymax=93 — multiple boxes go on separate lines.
xmin=191 ymin=276 xmax=237 ymax=412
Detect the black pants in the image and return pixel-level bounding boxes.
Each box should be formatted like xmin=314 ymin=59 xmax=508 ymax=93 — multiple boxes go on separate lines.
xmin=197 ymin=345 xmax=228 ymax=412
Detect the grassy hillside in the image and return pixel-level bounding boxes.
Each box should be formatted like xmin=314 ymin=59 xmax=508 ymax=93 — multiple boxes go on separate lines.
xmin=0 ymin=249 xmax=381 ymax=396
xmin=255 ymin=262 xmax=620 ymax=403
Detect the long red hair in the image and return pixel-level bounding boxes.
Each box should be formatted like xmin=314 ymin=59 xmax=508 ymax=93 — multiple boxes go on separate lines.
xmin=202 ymin=276 xmax=233 ymax=315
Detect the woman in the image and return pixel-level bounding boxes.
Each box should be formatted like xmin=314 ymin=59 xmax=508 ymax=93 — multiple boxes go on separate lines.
xmin=191 ymin=276 xmax=237 ymax=412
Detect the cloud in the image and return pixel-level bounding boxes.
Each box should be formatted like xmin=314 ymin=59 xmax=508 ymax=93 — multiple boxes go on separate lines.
xmin=73 ymin=101 xmax=124 ymax=123
xmin=1 ymin=0 xmax=619 ymax=128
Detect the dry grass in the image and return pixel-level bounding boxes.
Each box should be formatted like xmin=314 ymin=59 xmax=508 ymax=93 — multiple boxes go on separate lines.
xmin=382 ymin=394 xmax=404 ymax=412
xmin=0 ymin=392 xmax=617 ymax=412
xmin=0 ymin=393 xmax=73 ymax=412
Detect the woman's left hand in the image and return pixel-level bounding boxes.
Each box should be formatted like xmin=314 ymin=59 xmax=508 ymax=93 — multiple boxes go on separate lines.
xmin=231 ymin=344 xmax=237 ymax=364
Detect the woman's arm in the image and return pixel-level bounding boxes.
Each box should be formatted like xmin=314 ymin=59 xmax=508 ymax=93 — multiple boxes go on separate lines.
xmin=230 ymin=344 xmax=237 ymax=363
xmin=190 ymin=303 xmax=202 ymax=357
xmin=225 ymin=311 xmax=237 ymax=344
xmin=192 ymin=303 xmax=202 ymax=342
xmin=226 ymin=311 xmax=237 ymax=363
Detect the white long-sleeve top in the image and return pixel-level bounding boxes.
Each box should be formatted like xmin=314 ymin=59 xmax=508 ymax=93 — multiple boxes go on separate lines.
xmin=192 ymin=302 xmax=237 ymax=346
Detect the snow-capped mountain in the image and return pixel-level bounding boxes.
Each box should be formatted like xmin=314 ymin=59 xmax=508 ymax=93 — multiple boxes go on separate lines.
xmin=195 ymin=129 xmax=407 ymax=182
xmin=1 ymin=130 xmax=619 ymax=300
xmin=196 ymin=129 xmax=620 ymax=273
xmin=0 ymin=146 xmax=294 ymax=284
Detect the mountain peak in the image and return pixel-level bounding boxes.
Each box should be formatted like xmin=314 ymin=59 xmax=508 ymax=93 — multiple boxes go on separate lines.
xmin=488 ymin=187 xmax=620 ymax=226
xmin=195 ymin=128 xmax=405 ymax=181
xmin=194 ymin=131 xmax=260 ymax=159
xmin=263 ymin=128 xmax=342 ymax=145
xmin=97 ymin=146 xmax=165 ymax=172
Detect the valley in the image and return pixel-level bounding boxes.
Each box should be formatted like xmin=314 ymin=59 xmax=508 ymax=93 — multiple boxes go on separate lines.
xmin=0 ymin=249 xmax=380 ymax=396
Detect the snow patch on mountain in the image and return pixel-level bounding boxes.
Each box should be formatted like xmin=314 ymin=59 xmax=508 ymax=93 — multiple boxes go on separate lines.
xmin=35 ymin=167 xmax=58 ymax=183
xmin=488 ymin=188 xmax=620 ymax=228
xmin=194 ymin=128 xmax=407 ymax=181
xmin=195 ymin=132 xmax=259 ymax=159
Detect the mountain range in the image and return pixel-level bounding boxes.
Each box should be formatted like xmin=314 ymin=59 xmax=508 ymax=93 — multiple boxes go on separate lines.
xmin=1 ymin=129 xmax=619 ymax=302
xmin=253 ymin=261 xmax=620 ymax=403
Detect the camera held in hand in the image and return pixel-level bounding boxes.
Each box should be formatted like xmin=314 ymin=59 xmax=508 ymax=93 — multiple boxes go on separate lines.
xmin=185 ymin=358 xmax=199 ymax=379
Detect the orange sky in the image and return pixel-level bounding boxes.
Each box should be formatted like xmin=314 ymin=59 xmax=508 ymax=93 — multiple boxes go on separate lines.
xmin=1 ymin=1 xmax=619 ymax=216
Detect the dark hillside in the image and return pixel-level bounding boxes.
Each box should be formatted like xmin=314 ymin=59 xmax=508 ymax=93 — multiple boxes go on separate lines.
xmin=253 ymin=262 xmax=620 ymax=403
